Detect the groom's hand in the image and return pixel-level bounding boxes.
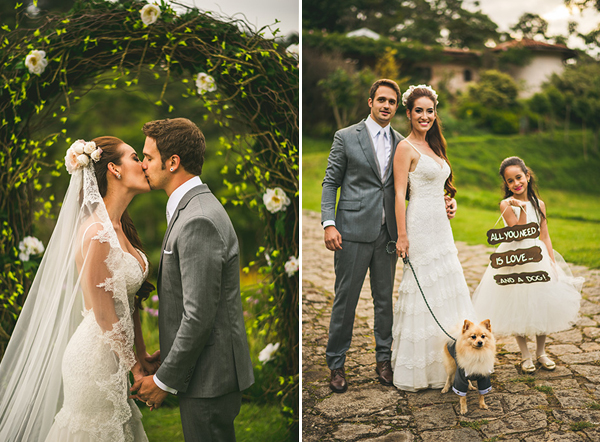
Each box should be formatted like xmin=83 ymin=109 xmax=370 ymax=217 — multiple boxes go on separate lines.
xmin=324 ymin=226 xmax=342 ymax=251
xmin=129 ymin=375 xmax=168 ymax=411
xmin=445 ymin=196 xmax=457 ymax=220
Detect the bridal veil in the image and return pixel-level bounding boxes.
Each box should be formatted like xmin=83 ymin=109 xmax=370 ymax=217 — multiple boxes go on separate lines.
xmin=0 ymin=142 xmax=139 ymax=441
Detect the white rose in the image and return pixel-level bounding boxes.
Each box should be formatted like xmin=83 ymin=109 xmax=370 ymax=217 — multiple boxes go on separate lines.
xmin=84 ymin=141 xmax=96 ymax=154
xmin=19 ymin=252 xmax=30 ymax=262
xmin=284 ymin=256 xmax=299 ymax=277
xmin=76 ymin=154 xmax=90 ymax=167
xmin=141 ymin=3 xmax=161 ymax=26
xmin=64 ymin=147 xmax=79 ymax=174
xmin=258 ymin=342 xmax=280 ymax=364
xmin=286 ymin=44 xmax=299 ymax=58
xmin=71 ymin=139 xmax=86 ymax=155
xmin=196 ymin=72 xmax=217 ymax=95
xmin=22 ymin=236 xmax=45 ymax=255
xmin=25 ymin=50 xmax=48 ymax=75
xmin=90 ymin=148 xmax=102 ymax=162
xmin=263 ymin=187 xmax=291 ymax=214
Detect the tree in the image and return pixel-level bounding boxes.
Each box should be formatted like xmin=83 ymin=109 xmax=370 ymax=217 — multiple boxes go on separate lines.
xmin=510 ymin=13 xmax=548 ymax=40
xmin=467 ymin=70 xmax=519 ymax=109
xmin=546 ymin=61 xmax=600 ymax=156
xmin=318 ymin=67 xmax=377 ymax=129
xmin=302 ymin=0 xmax=499 ymax=49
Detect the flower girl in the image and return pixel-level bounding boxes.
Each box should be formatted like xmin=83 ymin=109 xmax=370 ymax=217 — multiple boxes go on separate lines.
xmin=472 ymin=156 xmax=583 ymax=373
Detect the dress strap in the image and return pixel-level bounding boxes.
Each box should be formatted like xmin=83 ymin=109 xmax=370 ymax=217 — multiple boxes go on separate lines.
xmin=81 ymin=221 xmax=105 ymax=257
xmin=404 ymin=138 xmax=421 ymax=155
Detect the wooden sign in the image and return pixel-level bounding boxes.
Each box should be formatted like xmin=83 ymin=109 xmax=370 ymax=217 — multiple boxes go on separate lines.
xmin=490 ymin=246 xmax=543 ymax=269
xmin=486 ymin=222 xmax=540 ymax=245
xmin=494 ymin=271 xmax=550 ymax=286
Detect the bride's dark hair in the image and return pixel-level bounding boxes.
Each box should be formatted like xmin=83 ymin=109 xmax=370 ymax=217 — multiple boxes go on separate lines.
xmin=92 ymin=136 xmax=155 ymax=308
xmin=404 ymin=87 xmax=456 ymax=198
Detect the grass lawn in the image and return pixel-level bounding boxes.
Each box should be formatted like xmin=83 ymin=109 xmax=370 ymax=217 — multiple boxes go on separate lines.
xmin=302 ymin=135 xmax=600 ymax=269
xmin=140 ymin=402 xmax=289 ymax=441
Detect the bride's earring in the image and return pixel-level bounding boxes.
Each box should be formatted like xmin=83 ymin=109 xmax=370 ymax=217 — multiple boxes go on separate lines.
xmin=117 ymin=173 xmax=122 ymax=180
xmin=170 ymin=167 xmax=174 ymax=172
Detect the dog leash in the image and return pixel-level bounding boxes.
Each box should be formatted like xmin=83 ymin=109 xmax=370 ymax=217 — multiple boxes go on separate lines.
xmin=386 ymin=241 xmax=456 ymax=342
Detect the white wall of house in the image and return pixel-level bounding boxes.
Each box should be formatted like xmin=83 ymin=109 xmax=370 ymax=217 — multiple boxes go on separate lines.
xmin=428 ymin=63 xmax=479 ymax=93
xmin=507 ymin=53 xmax=566 ymax=98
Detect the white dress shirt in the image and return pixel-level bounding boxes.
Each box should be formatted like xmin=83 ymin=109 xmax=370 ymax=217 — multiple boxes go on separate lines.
xmin=323 ymin=116 xmax=391 ymax=228
xmin=154 ymin=175 xmax=203 ymax=394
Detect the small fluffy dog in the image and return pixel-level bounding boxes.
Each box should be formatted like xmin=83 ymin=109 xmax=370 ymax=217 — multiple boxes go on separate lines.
xmin=441 ymin=319 xmax=496 ymax=415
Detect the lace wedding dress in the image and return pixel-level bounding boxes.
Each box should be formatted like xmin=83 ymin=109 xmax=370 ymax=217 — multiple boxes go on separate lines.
xmin=0 ymin=158 xmax=148 ymax=442
xmin=44 ymin=223 xmax=149 ymax=442
xmin=391 ymin=142 xmax=476 ymax=391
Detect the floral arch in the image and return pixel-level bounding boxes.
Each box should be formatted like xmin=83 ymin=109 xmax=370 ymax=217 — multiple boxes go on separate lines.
xmin=0 ymin=0 xmax=298 ymax=423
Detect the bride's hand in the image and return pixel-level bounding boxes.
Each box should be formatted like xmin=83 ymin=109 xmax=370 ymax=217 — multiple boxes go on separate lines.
xmin=136 ymin=350 xmax=161 ymax=375
xmin=396 ymin=235 xmax=409 ymax=259
xmin=131 ymin=361 xmax=146 ymax=384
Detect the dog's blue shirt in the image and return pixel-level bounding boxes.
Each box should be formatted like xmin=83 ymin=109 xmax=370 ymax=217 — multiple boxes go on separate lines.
xmin=447 ymin=341 xmax=492 ymax=397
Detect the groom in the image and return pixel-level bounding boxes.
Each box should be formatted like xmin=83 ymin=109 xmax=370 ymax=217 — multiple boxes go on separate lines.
xmin=132 ymin=118 xmax=254 ymax=441
xmin=322 ymin=79 xmax=404 ymax=393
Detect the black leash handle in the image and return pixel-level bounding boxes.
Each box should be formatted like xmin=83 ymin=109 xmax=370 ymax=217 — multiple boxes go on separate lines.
xmin=387 ymin=241 xmax=456 ymax=342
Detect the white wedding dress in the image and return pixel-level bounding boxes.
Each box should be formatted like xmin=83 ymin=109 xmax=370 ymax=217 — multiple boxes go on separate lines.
xmin=0 ymin=162 xmax=149 ymax=442
xmin=391 ymin=141 xmax=476 ymax=391
xmin=45 ymin=225 xmax=150 ymax=442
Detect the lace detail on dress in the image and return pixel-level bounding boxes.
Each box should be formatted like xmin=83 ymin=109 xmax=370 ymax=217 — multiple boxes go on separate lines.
xmin=48 ymin=165 xmax=148 ymax=442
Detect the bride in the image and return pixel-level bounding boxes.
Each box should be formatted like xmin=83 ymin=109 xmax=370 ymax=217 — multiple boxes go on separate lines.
xmin=0 ymin=136 xmax=159 ymax=441
xmin=391 ymin=85 xmax=476 ymax=391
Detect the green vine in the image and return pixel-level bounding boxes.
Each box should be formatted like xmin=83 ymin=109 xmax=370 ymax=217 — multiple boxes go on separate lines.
xmin=0 ymin=0 xmax=298 ymax=428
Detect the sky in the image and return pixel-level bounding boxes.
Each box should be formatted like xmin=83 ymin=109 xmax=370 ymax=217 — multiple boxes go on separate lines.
xmin=174 ymin=0 xmax=299 ymax=38
xmin=466 ymin=0 xmax=600 ymax=52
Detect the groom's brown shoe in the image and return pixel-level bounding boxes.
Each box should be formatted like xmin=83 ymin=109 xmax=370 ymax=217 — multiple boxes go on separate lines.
xmin=330 ymin=367 xmax=348 ymax=393
xmin=376 ymin=360 xmax=393 ymax=386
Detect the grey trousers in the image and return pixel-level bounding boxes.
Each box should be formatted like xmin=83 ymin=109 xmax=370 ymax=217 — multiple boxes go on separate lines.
xmin=178 ymin=391 xmax=242 ymax=442
xmin=326 ymin=224 xmax=398 ymax=369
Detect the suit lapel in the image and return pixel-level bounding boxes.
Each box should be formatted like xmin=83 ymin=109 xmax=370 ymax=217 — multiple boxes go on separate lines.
xmin=356 ymin=120 xmax=381 ymax=179
xmin=157 ymin=184 xmax=208 ymax=280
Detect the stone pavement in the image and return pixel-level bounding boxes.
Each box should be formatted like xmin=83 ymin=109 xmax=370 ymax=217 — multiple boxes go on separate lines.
xmin=302 ymin=210 xmax=600 ymax=442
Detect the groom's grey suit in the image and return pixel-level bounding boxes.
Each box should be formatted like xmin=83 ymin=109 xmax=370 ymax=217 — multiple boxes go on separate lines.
xmin=322 ymin=119 xmax=403 ymax=369
xmin=156 ymin=183 xmax=254 ymax=441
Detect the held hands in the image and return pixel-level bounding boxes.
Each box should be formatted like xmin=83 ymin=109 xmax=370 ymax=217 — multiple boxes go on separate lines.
xmin=141 ymin=349 xmax=161 ymax=375
xmin=129 ymin=374 xmax=168 ymax=411
xmin=445 ymin=196 xmax=457 ymax=220
xmin=324 ymin=226 xmax=342 ymax=251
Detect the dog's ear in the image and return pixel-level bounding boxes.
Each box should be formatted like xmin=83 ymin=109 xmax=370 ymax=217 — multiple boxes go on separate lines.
xmin=462 ymin=319 xmax=472 ymax=333
xmin=482 ymin=319 xmax=492 ymax=332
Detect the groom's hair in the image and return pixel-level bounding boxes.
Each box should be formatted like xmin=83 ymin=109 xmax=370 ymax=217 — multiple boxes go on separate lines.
xmin=369 ymin=79 xmax=401 ymax=104
xmin=142 ymin=118 xmax=205 ymax=175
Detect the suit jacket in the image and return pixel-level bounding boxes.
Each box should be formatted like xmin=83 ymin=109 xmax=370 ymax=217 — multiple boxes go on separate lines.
xmin=156 ymin=184 xmax=254 ymax=398
xmin=321 ymin=119 xmax=403 ymax=243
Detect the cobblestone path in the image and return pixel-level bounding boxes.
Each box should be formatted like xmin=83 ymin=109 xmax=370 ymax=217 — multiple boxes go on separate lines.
xmin=302 ymin=210 xmax=600 ymax=442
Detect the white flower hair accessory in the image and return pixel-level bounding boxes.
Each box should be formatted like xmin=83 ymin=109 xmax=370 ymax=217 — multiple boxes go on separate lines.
xmin=64 ymin=139 xmax=102 ymax=174
xmin=402 ymin=84 xmax=439 ymax=107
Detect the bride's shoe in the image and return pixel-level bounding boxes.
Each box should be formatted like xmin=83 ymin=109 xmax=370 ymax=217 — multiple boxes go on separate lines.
xmin=537 ymin=354 xmax=556 ymax=370
xmin=521 ymin=358 xmax=536 ymax=373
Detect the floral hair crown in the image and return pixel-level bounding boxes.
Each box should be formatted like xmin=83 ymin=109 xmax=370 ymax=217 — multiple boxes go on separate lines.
xmin=64 ymin=139 xmax=103 ymax=174
xmin=401 ymin=84 xmax=439 ymax=107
